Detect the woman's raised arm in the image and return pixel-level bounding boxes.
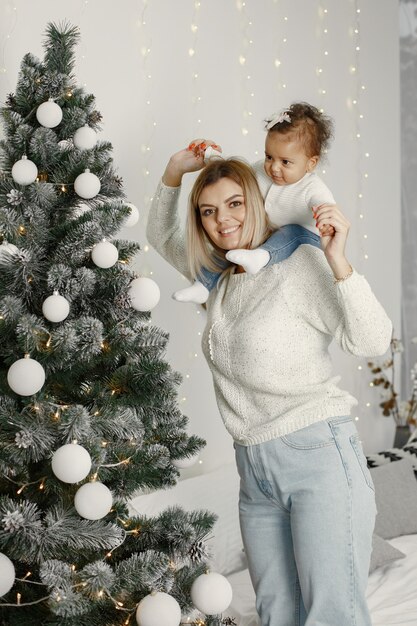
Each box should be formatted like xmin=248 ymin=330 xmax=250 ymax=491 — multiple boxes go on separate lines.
xmin=146 ymin=140 xmax=220 ymax=278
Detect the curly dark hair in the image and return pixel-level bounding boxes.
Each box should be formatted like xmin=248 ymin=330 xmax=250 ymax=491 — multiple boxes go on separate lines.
xmin=265 ymin=102 xmax=334 ymax=158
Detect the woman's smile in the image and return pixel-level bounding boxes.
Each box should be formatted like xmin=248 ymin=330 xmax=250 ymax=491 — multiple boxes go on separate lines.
xmin=198 ymin=178 xmax=246 ymax=250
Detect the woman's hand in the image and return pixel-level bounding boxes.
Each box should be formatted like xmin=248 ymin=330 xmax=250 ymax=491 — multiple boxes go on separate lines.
xmin=314 ymin=204 xmax=352 ymax=279
xmin=162 ymin=139 xmax=222 ymax=187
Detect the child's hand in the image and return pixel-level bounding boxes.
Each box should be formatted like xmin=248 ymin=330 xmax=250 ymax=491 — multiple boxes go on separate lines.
xmin=162 ymin=140 xmax=222 ymax=187
xmin=187 ymin=139 xmax=222 ymax=159
xmin=312 ymin=206 xmax=335 ymax=238
xmin=313 ymin=203 xmax=350 ymax=262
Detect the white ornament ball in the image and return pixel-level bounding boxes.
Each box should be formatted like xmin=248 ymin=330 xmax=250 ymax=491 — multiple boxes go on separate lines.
xmin=11 ymin=156 xmax=38 ymax=186
xmin=36 ymin=99 xmax=63 ymax=128
xmin=74 ymin=482 xmax=113 ymax=520
xmin=129 ymin=277 xmax=160 ymax=312
xmin=42 ymin=291 xmax=70 ymax=323
xmin=74 ymin=169 xmax=101 ymax=199
xmin=7 ymin=357 xmax=45 ymax=396
xmin=122 ymin=202 xmax=140 ymax=228
xmin=73 ymin=125 xmax=97 ymax=150
xmin=91 ymin=240 xmax=119 ymax=268
xmin=0 ymin=553 xmax=15 ymax=597
xmin=172 ymin=453 xmax=199 ymax=469
xmin=190 ymin=572 xmax=233 ymax=615
xmin=52 ymin=443 xmax=92 ymax=483
xmin=135 ymin=591 xmax=181 ymax=626
xmin=0 ymin=241 xmax=18 ymax=261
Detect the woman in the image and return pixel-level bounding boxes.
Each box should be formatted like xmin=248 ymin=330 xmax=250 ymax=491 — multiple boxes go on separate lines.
xmin=146 ymin=142 xmax=392 ymax=626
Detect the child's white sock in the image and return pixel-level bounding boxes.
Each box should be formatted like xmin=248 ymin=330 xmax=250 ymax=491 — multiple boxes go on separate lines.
xmin=225 ymin=248 xmax=270 ymax=275
xmin=172 ymin=280 xmax=210 ymax=304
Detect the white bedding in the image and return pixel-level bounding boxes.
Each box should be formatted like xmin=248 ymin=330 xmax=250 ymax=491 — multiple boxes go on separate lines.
xmin=225 ymin=534 xmax=417 ymax=626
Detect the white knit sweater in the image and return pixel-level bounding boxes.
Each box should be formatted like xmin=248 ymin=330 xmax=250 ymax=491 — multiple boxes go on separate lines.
xmin=252 ymin=160 xmax=336 ymax=235
xmin=147 ymin=181 xmax=392 ymax=445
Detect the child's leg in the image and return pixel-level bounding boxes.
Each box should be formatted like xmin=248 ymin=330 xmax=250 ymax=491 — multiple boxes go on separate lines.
xmin=226 ymin=224 xmax=320 ymax=275
xmin=261 ymin=224 xmax=321 ymax=265
xmin=172 ymin=267 xmax=220 ymax=304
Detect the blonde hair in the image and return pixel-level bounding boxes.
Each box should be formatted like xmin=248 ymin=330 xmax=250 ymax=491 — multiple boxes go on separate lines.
xmin=186 ymin=158 xmax=272 ymax=281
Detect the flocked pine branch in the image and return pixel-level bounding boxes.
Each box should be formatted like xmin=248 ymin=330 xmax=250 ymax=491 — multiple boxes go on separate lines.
xmin=0 ymin=21 xmax=232 ymax=626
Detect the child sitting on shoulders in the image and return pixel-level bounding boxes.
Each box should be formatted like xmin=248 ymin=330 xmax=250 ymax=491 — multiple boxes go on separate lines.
xmin=174 ymin=102 xmax=336 ymax=304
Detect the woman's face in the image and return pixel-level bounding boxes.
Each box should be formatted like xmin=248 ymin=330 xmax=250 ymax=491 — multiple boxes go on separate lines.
xmin=197 ymin=177 xmax=246 ymax=251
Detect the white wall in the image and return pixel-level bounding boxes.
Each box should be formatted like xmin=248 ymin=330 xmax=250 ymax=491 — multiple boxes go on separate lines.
xmin=0 ymin=0 xmax=401 ymax=472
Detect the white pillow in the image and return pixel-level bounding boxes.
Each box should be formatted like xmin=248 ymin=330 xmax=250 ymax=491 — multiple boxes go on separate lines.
xmin=129 ymin=463 xmax=246 ymax=575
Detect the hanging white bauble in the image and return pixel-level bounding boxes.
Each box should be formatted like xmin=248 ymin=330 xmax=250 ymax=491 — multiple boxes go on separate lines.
xmin=42 ymin=291 xmax=70 ymax=323
xmin=74 ymin=482 xmax=113 ymax=520
xmin=0 ymin=553 xmax=15 ymax=597
xmin=91 ymin=240 xmax=119 ymax=268
xmin=52 ymin=443 xmax=92 ymax=483
xmin=135 ymin=591 xmax=181 ymax=626
xmin=172 ymin=453 xmax=199 ymax=469
xmin=11 ymin=156 xmax=38 ymax=186
xmin=7 ymin=356 xmax=45 ymax=396
xmin=122 ymin=202 xmax=140 ymax=228
xmin=74 ymin=169 xmax=101 ymax=199
xmin=129 ymin=277 xmax=160 ymax=312
xmin=73 ymin=125 xmax=97 ymax=150
xmin=36 ymin=99 xmax=63 ymax=128
xmin=190 ymin=571 xmax=233 ymax=615
xmin=0 ymin=241 xmax=18 ymax=261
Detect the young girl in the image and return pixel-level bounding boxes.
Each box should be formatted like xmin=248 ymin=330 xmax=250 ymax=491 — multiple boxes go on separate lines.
xmin=173 ymin=101 xmax=336 ymax=304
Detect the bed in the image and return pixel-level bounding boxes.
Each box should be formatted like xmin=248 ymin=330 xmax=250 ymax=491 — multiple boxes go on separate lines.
xmin=130 ymin=456 xmax=417 ymax=625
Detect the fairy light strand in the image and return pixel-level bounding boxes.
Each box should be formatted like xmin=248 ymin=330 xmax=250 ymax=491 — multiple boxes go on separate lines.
xmin=272 ymin=0 xmax=289 ymax=98
xmin=316 ymin=4 xmax=329 ymax=105
xmin=189 ymin=0 xmax=202 ymax=135
xmin=349 ymin=0 xmax=371 ymax=425
xmin=236 ymin=0 xmax=254 ymax=141
xmin=138 ymin=0 xmax=156 ymax=258
xmin=0 ymin=0 xmax=18 ymax=89
xmin=135 ymin=2 xmax=156 ymax=282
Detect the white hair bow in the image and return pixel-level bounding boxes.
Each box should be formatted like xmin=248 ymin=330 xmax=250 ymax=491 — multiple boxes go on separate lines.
xmin=264 ymin=110 xmax=291 ymax=130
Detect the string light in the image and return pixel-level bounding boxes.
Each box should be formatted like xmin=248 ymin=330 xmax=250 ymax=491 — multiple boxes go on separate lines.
xmin=189 ymin=0 xmax=203 ymax=135
xmin=316 ymin=5 xmax=330 ymax=104
xmin=137 ymin=0 xmax=156 ymax=231
xmin=236 ymin=0 xmax=254 ymax=139
xmin=348 ymin=0 xmax=373 ymax=425
xmin=272 ymin=3 xmax=289 ymax=102
xmin=0 ymin=0 xmax=17 ymax=86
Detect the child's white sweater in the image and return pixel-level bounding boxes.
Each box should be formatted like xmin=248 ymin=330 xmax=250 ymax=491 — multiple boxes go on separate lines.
xmin=146 ymin=181 xmax=392 ymax=445
xmin=252 ymin=160 xmax=335 ymax=234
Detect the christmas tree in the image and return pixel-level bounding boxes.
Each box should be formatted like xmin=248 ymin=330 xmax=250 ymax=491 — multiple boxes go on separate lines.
xmin=0 ymin=22 xmax=232 ymax=626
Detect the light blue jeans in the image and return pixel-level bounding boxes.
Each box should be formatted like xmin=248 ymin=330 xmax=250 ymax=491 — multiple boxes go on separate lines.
xmin=199 ymin=225 xmax=321 ymax=291
xmin=234 ymin=416 xmax=376 ymax=626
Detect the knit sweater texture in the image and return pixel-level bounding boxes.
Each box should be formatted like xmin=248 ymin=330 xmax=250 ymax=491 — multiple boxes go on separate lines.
xmin=252 ymin=160 xmax=336 ymax=235
xmin=146 ymin=181 xmax=392 ymax=445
